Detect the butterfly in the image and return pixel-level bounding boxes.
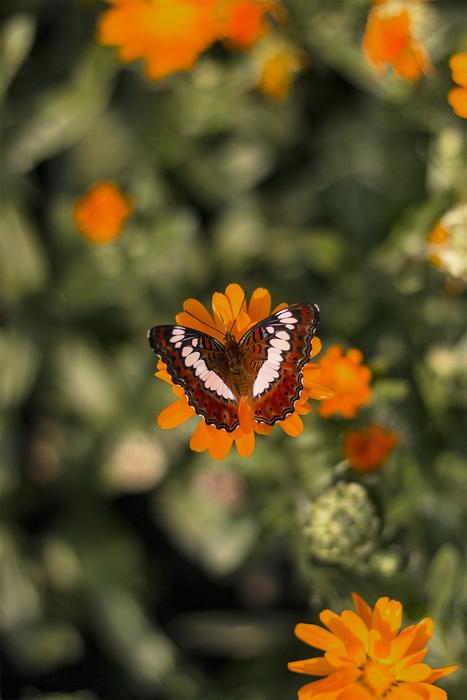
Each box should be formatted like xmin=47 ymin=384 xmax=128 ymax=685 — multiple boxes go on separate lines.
xmin=148 ymin=303 xmax=319 ymax=433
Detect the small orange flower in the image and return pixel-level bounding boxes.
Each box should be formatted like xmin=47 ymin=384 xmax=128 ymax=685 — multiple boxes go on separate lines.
xmin=427 ymin=205 xmax=467 ymax=283
xmin=447 ymin=52 xmax=467 ymax=119
xmin=98 ymin=0 xmax=276 ymax=80
xmin=73 ymin=182 xmax=133 ymax=243
xmin=363 ymin=1 xmax=433 ymax=81
xmin=344 ymin=425 xmax=398 ymax=473
xmin=317 ymin=346 xmax=372 ymax=419
xmin=155 ymin=284 xmax=333 ymax=460
xmin=289 ymin=592 xmax=458 ymax=699
xmin=256 ymin=40 xmax=307 ymax=101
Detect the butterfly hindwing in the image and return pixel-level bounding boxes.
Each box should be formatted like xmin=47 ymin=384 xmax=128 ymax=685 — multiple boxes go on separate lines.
xmin=240 ymin=303 xmax=319 ymax=425
xmin=148 ymin=325 xmax=240 ymax=431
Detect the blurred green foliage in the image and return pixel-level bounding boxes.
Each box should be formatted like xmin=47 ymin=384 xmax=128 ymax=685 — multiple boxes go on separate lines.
xmin=0 ymin=1 xmax=466 ymax=698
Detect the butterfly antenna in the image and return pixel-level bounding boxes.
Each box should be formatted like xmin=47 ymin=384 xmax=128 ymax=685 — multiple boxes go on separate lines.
xmin=228 ymin=291 xmax=247 ymax=334
xmin=182 ymin=309 xmax=221 ymax=335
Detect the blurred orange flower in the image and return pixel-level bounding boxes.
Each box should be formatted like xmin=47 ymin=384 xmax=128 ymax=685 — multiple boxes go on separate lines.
xmin=74 ymin=181 xmax=133 ymax=243
xmin=427 ymin=205 xmax=467 ymax=284
xmin=447 ymin=52 xmax=467 ymax=118
xmin=317 ymin=346 xmax=372 ymax=419
xmin=98 ymin=0 xmax=277 ymax=80
xmin=257 ymin=41 xmax=306 ymax=101
xmin=344 ymin=425 xmax=398 ymax=473
xmin=289 ymin=592 xmax=458 ymax=699
xmin=155 ymin=284 xmax=333 ymax=460
xmin=363 ymin=1 xmax=433 ymax=81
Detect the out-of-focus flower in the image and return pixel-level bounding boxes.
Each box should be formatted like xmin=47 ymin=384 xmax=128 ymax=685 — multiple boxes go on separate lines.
xmin=193 ymin=464 xmax=244 ymax=510
xmin=289 ymin=592 xmax=458 ymax=699
xmin=447 ymin=52 xmax=467 ymax=118
xmin=344 ymin=425 xmax=398 ymax=473
xmin=98 ymin=0 xmax=279 ymax=80
xmin=102 ymin=431 xmax=167 ymax=492
xmin=155 ymin=284 xmax=333 ymax=460
xmin=427 ymin=204 xmax=467 ymax=284
xmin=317 ymin=346 xmax=372 ymax=419
xmin=302 ymin=482 xmax=379 ymax=567
xmin=363 ymin=0 xmax=433 ymax=82
xmin=256 ymin=38 xmax=307 ymax=101
xmin=73 ymin=182 xmax=133 ymax=243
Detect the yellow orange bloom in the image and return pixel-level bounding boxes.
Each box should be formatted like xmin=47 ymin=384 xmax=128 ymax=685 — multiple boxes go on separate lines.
xmin=447 ymin=52 xmax=467 ymax=118
xmin=317 ymin=346 xmax=372 ymax=419
xmin=363 ymin=1 xmax=433 ymax=81
xmin=256 ymin=39 xmax=307 ymax=101
xmin=289 ymin=592 xmax=458 ymax=699
xmin=427 ymin=205 xmax=467 ymax=283
xmin=73 ymin=181 xmax=133 ymax=243
xmin=155 ymin=284 xmax=333 ymax=460
xmin=98 ymin=0 xmax=277 ymax=80
xmin=344 ymin=425 xmax=398 ymax=473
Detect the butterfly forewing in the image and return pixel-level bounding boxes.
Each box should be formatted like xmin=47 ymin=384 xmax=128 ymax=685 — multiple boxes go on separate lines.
xmin=148 ymin=325 xmax=240 ymax=431
xmin=240 ymin=303 xmax=319 ymax=425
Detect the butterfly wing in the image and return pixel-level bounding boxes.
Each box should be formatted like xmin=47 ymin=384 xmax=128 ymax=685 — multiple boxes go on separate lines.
xmin=240 ymin=303 xmax=319 ymax=425
xmin=148 ymin=325 xmax=240 ymax=431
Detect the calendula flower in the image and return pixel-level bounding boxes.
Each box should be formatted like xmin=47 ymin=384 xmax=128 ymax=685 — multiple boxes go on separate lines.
xmin=344 ymin=425 xmax=398 ymax=473
xmin=98 ymin=0 xmax=276 ymax=80
xmin=302 ymin=482 xmax=379 ymax=568
xmin=427 ymin=204 xmax=467 ymax=283
xmin=447 ymin=52 xmax=467 ymax=118
xmin=363 ymin=0 xmax=433 ymax=81
xmin=256 ymin=38 xmax=307 ymax=101
xmin=155 ymin=284 xmax=333 ymax=460
xmin=289 ymin=593 xmax=458 ymax=699
xmin=317 ymin=346 xmax=372 ymax=419
xmin=73 ymin=181 xmax=133 ymax=243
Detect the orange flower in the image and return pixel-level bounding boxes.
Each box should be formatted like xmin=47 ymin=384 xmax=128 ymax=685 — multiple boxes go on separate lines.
xmin=427 ymin=205 xmax=467 ymax=283
xmin=317 ymin=346 xmax=372 ymax=419
xmin=256 ymin=40 xmax=307 ymax=101
xmin=363 ymin=1 xmax=433 ymax=81
xmin=289 ymin=593 xmax=458 ymax=699
xmin=155 ymin=284 xmax=333 ymax=460
xmin=98 ymin=0 xmax=276 ymax=80
xmin=73 ymin=182 xmax=133 ymax=243
xmin=344 ymin=425 xmax=398 ymax=473
xmin=447 ymin=52 xmax=467 ymax=118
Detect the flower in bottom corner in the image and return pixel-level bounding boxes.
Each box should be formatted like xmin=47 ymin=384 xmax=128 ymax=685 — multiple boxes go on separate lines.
xmin=154 ymin=284 xmax=333 ymax=460
xmin=344 ymin=425 xmax=398 ymax=473
xmin=288 ymin=593 xmax=458 ymax=699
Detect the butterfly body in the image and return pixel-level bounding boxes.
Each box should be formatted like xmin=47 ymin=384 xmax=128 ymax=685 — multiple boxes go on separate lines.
xmin=149 ymin=303 xmax=319 ymax=432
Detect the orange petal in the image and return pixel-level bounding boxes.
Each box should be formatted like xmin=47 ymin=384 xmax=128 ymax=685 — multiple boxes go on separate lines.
xmin=254 ymin=421 xmax=273 ymax=435
xmin=189 ymin=420 xmax=211 ymax=453
xmin=405 ymin=618 xmax=434 ymax=655
xmin=304 ymin=381 xmax=335 ymax=399
xmin=393 ymin=648 xmax=428 ymax=672
xmin=155 ymin=366 xmax=173 ymax=385
xmin=297 ymin=681 xmax=340 ymax=700
xmin=387 ymin=688 xmax=423 ymax=700
xmin=396 ymin=663 xmax=432 ymax=682
xmin=206 ymin=426 xmax=234 ymax=460
xmin=400 ymin=683 xmax=447 ymax=700
xmin=351 ymin=593 xmax=372 ymax=628
xmin=176 ymin=310 xmax=224 ymax=340
xmin=449 ymin=52 xmax=467 ymax=87
xmin=294 ymin=623 xmax=345 ymax=652
xmin=279 ymin=413 xmax=304 ymax=437
xmin=426 ymin=665 xmax=458 ymax=683
xmin=238 ymin=397 xmax=255 ymax=434
xmin=157 ymin=397 xmax=194 ymax=429
xmin=272 ymin=302 xmax=288 ymax=312
xmin=372 ymin=596 xmax=402 ymax=638
xmin=336 ymin=684 xmax=373 ymax=700
xmin=248 ymin=287 xmax=272 ymax=321
xmin=211 ymin=291 xmax=232 ymax=330
xmin=235 ymin=429 xmax=255 ymax=457
xmin=288 ymin=656 xmax=335 ymax=677
xmin=181 ymin=297 xmax=217 ymax=331
xmin=340 ymin=611 xmax=368 ymax=648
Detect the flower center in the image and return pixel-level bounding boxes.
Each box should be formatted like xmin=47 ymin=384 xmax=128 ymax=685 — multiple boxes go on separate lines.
xmin=362 ymin=660 xmax=396 ymax=696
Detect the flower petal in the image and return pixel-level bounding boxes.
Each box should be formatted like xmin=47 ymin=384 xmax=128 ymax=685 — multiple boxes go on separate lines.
xmin=351 ymin=593 xmax=372 ymax=628
xmin=372 ymin=596 xmax=402 ymax=638
xmin=254 ymin=422 xmax=273 ymax=435
xmin=396 ymin=663 xmax=432 ymax=682
xmin=336 ymin=684 xmax=372 ymax=700
xmin=238 ymin=397 xmax=255 ymax=433
xmin=248 ymin=287 xmax=272 ymax=321
xmin=189 ymin=420 xmax=211 ymax=453
xmin=426 ymin=665 xmax=458 ymax=683
xmin=405 ymin=618 xmax=434 ymax=655
xmin=294 ymin=623 xmax=345 ymax=652
xmin=400 ymin=683 xmax=447 ymax=700
xmin=235 ymin=429 xmax=255 ymax=458
xmin=288 ymin=656 xmax=335 ymax=677
xmin=206 ymin=426 xmax=234 ymax=460
xmin=181 ymin=297 xmax=217 ymax=331
xmin=211 ymin=291 xmax=232 ymax=330
xmin=311 ymin=336 xmax=322 ymax=358
xmin=157 ymin=397 xmax=194 ymax=429
xmin=280 ymin=413 xmax=304 ymax=437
